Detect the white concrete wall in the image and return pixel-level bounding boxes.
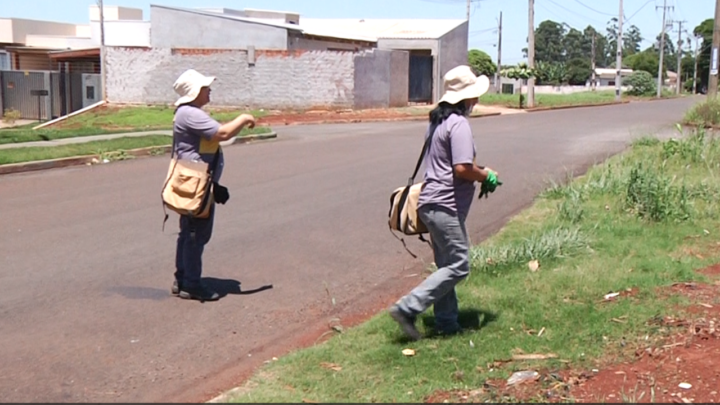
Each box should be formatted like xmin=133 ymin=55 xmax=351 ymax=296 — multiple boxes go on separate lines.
xmin=90 ymin=21 xmax=151 ymax=47
xmin=0 ymin=18 xmax=78 ymax=44
xmin=150 ymin=6 xmax=290 ymax=50
xmin=76 ymin=25 xmax=91 ymax=37
xmin=89 ymin=6 xmax=143 ymax=22
xmin=105 ymin=47 xmax=356 ymax=109
xmin=24 ymin=35 xmax=95 ymax=49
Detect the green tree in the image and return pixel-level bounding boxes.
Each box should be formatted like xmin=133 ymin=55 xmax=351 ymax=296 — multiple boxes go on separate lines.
xmin=625 ymin=71 xmax=656 ymax=96
xmin=626 ymin=50 xmax=660 ymax=77
xmin=606 ymin=18 xmax=620 ymax=61
xmin=694 ymin=18 xmax=714 ymax=91
xmin=534 ymin=20 xmax=567 ymax=62
xmin=565 ymin=58 xmax=592 ymax=85
xmin=583 ymin=25 xmax=609 ymax=67
xmin=468 ymin=49 xmax=497 ymax=77
xmin=624 ymin=25 xmax=643 ymax=56
xmin=501 ymin=63 xmax=536 ymax=108
xmin=563 ymin=27 xmax=585 ymax=61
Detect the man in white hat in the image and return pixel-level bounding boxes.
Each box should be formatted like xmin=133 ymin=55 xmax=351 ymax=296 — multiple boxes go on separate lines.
xmin=389 ymin=65 xmax=501 ymax=339
xmin=171 ymin=69 xmax=256 ymax=301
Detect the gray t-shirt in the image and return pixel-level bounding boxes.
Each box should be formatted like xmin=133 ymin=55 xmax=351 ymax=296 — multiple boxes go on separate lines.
xmin=173 ymin=105 xmax=224 ymax=182
xmin=417 ymin=114 xmax=477 ymax=217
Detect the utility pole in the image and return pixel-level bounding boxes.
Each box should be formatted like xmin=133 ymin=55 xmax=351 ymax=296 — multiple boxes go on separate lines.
xmin=98 ymin=0 xmax=107 ymax=102
xmin=709 ymin=0 xmax=720 ymax=98
xmin=591 ymin=32 xmax=597 ymax=91
xmin=527 ymin=0 xmax=535 ymax=108
xmin=615 ymin=0 xmax=623 ymax=101
xmin=496 ymin=11 xmax=503 ymax=93
xmin=656 ymin=0 xmax=673 ymax=98
xmin=466 ymin=0 xmax=471 ymax=22
xmin=671 ymin=21 xmax=687 ymax=95
xmin=694 ymin=35 xmax=700 ymax=94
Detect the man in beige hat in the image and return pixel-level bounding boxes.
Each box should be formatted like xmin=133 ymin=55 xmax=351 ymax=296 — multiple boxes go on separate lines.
xmin=389 ymin=65 xmax=501 ymax=339
xmin=170 ymin=69 xmax=256 ymax=301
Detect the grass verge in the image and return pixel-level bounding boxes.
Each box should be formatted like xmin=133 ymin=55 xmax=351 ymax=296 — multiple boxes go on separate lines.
xmin=225 ymin=125 xmax=720 ymax=403
xmin=0 ymin=126 xmax=272 ymax=165
xmin=0 ymin=105 xmax=267 ymax=145
xmin=0 ymin=136 xmax=172 ymax=165
xmin=480 ymin=91 xmax=617 ymax=109
xmin=480 ymin=90 xmax=679 ymax=109
xmin=683 ymin=97 xmax=720 ymax=127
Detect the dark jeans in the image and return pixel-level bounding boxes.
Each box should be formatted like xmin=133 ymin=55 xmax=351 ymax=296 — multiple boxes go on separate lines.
xmin=174 ymin=208 xmax=215 ymax=289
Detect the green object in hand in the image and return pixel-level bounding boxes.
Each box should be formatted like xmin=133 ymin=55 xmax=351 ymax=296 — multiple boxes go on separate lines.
xmin=478 ymin=170 xmax=503 ymax=199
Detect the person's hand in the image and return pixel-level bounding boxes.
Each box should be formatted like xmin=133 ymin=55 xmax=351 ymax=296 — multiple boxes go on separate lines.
xmin=240 ymin=114 xmax=256 ymax=129
xmin=484 ymin=169 xmax=499 ymax=187
xmin=478 ymin=168 xmax=503 ymax=199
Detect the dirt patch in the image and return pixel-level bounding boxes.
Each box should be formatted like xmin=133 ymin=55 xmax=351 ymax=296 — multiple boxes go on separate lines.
xmin=700 ymin=263 xmax=720 ymax=277
xmin=573 ymin=276 xmax=720 ymax=403
xmin=423 ymin=266 xmax=720 ymax=404
xmin=257 ymin=108 xmax=427 ymax=126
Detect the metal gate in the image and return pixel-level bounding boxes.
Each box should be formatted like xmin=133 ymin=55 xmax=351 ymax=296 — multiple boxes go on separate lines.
xmin=408 ymin=55 xmax=434 ymax=103
xmin=0 ymin=70 xmax=52 ymax=120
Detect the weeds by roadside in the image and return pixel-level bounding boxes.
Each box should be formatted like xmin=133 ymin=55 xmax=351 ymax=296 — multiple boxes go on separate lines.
xmin=225 ymin=125 xmax=720 ymax=404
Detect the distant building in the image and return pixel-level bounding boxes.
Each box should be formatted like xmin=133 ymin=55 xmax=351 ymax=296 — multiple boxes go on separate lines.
xmin=593 ymin=68 xmax=634 ymax=87
xmin=1 ymin=4 xmax=470 ymax=118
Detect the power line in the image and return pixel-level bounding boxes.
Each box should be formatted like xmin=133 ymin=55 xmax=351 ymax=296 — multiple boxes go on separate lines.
xmin=625 ymin=0 xmax=655 ymax=23
xmin=572 ymin=0 xmax=615 ymax=17
xmin=542 ymin=0 xmax=606 ymax=25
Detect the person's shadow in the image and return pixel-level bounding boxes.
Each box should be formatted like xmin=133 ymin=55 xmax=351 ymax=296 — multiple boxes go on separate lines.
xmin=392 ymin=308 xmax=499 ymax=343
xmin=201 ymin=277 xmax=274 ymax=299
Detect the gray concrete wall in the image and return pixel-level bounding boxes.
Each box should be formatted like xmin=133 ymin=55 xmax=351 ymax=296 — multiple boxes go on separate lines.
xmin=150 ymin=6 xmax=289 ymax=50
xmin=105 ymin=47 xmax=356 ymax=109
xmin=389 ymin=51 xmax=409 ymax=107
xmin=353 ymin=49 xmax=392 ymax=109
xmin=438 ymin=22 xmax=469 ymax=101
xmin=289 ymin=35 xmax=371 ymax=52
xmin=378 ymin=38 xmax=439 ymax=102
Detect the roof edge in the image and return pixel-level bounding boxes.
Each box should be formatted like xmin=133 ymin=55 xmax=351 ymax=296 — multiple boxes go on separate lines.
xmin=150 ymin=4 xmax=304 ymax=31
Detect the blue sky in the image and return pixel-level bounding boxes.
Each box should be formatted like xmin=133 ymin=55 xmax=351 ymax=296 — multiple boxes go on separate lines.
xmin=2 ymin=0 xmax=715 ymax=64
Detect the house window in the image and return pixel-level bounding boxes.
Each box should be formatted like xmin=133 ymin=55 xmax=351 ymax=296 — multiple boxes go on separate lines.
xmin=86 ymin=86 xmax=95 ymax=99
xmin=608 ymin=81 xmax=616 ymax=86
xmin=0 ymin=51 xmax=10 ymax=70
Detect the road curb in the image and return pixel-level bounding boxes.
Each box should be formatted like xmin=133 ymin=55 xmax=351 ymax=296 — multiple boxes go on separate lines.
xmin=261 ymin=112 xmax=502 ymax=126
xmin=525 ymin=100 xmax=631 ymax=112
xmin=0 ymin=132 xmax=277 ymax=176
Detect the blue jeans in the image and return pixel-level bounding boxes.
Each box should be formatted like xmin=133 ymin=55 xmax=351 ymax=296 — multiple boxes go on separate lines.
xmin=395 ymin=204 xmax=470 ymax=333
xmin=174 ymin=208 xmax=215 ymax=289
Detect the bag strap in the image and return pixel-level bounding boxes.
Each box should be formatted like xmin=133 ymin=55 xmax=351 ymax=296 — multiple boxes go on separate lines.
xmin=408 ymin=122 xmax=440 ymax=186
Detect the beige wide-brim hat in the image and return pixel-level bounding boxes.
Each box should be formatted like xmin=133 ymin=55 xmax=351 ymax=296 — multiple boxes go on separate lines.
xmin=439 ymin=65 xmax=490 ymax=105
xmin=173 ymin=69 xmax=216 ymax=106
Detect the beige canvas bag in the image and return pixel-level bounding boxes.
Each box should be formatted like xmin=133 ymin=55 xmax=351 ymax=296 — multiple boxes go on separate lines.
xmin=388 ymin=122 xmax=439 ymax=237
xmin=161 ymin=147 xmax=220 ymax=226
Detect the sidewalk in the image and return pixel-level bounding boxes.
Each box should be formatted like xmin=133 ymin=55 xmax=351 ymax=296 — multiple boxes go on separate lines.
xmin=0 ymin=130 xmax=171 ymax=150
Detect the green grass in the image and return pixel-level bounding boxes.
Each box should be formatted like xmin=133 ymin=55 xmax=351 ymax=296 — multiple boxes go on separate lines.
xmin=480 ymin=90 xmax=618 ymax=109
xmin=226 ymin=125 xmax=720 ymax=403
xmin=684 ymin=97 xmax=720 ymax=127
xmin=0 ymin=125 xmax=272 ymax=165
xmin=0 ymin=136 xmax=172 ymax=165
xmin=479 ymin=89 xmax=681 ymax=109
xmin=0 ymin=105 xmax=267 ymax=145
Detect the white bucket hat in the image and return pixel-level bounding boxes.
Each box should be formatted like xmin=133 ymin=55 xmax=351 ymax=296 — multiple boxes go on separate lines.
xmin=173 ymin=69 xmax=216 ymax=106
xmin=439 ymin=65 xmax=490 ymax=105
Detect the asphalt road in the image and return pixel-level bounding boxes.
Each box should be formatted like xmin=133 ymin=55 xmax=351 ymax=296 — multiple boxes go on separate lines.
xmin=0 ymin=97 xmax=700 ymax=402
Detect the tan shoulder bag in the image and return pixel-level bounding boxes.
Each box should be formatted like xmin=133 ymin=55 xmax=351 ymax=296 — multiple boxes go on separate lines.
xmin=161 ymin=146 xmax=220 ymax=227
xmin=388 ymin=122 xmax=439 ymax=236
